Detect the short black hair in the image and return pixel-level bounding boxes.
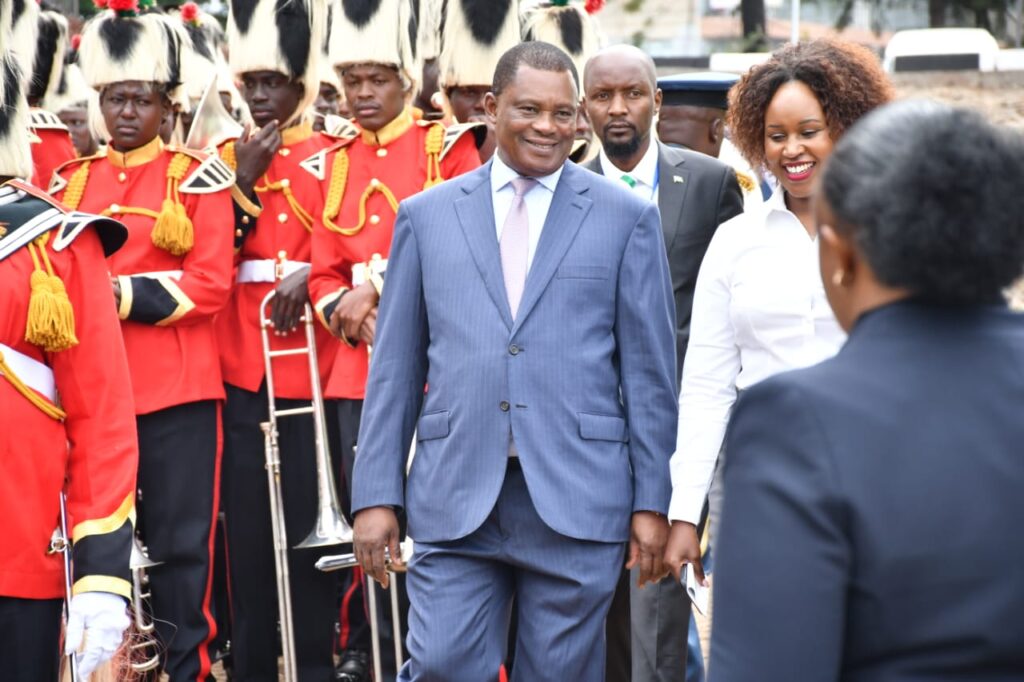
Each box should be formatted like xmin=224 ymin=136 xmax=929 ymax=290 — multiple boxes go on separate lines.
xmin=491 ymin=41 xmax=579 ymax=98
xmin=822 ymin=99 xmax=1024 ymax=304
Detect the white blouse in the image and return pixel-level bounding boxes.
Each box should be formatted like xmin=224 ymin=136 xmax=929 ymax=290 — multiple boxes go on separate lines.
xmin=667 ymin=189 xmax=847 ymax=524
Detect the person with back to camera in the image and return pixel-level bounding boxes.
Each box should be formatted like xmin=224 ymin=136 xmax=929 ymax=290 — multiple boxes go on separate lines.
xmin=710 ymin=99 xmax=1024 ymax=681
xmin=663 ymin=38 xmax=894 ymax=585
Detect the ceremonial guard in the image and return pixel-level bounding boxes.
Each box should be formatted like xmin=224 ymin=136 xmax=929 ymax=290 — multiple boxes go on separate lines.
xmin=436 ymin=0 xmax=521 ymax=162
xmin=9 ymin=1 xmax=76 ymax=186
xmin=50 ymin=5 xmax=236 ymax=680
xmin=313 ymin=0 xmax=344 ymax=133
xmin=215 ymin=0 xmax=352 ymax=678
xmin=306 ymin=0 xmax=481 ymax=676
xmin=0 ymin=22 xmax=136 ymax=681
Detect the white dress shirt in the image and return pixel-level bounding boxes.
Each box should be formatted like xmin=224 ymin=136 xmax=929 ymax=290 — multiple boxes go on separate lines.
xmin=491 ymin=152 xmax=563 ymax=272
xmin=598 ymin=139 xmax=660 ymax=205
xmin=667 ymin=188 xmax=846 ymax=523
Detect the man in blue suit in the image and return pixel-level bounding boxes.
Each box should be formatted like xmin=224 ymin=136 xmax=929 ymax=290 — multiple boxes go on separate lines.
xmin=350 ymin=41 xmax=679 ymax=681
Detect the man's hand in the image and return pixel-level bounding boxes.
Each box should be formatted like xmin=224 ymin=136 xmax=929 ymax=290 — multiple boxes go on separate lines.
xmin=233 ymin=121 xmax=282 ymax=197
xmin=664 ymin=520 xmax=706 ymax=586
xmin=625 ymin=511 xmax=670 ymax=588
xmin=353 ymin=506 xmax=404 ymax=588
xmin=358 ymin=306 xmax=377 ymax=346
xmin=336 ymin=281 xmax=379 ymax=342
xmin=270 ymin=268 xmax=310 ymax=334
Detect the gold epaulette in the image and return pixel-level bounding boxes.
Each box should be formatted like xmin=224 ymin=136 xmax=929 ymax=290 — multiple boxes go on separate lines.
xmin=439 ymin=121 xmax=487 ymax=162
xmin=735 ymin=170 xmax=757 ymax=194
xmin=48 ymin=152 xmax=105 ymax=197
xmin=29 ymin=108 xmax=68 ymax=132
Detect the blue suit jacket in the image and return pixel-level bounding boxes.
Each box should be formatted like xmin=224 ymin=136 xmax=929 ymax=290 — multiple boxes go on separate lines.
xmin=711 ymin=300 xmax=1024 ymax=681
xmin=351 ymin=160 xmax=679 ymax=544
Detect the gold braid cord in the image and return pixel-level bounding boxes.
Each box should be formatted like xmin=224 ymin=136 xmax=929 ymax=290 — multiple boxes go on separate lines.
xmin=0 ymin=350 xmax=66 ymax=420
xmin=61 ymin=161 xmax=92 ymax=211
xmin=221 ymin=141 xmax=237 ymax=172
xmin=255 ymin=176 xmax=314 ymax=233
xmin=150 ymin=153 xmax=195 ymax=256
xmin=423 ymin=125 xmax=444 ymax=190
xmin=321 ymin=149 xmax=400 ymax=237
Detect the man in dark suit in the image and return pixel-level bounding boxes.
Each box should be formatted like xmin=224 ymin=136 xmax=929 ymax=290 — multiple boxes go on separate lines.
xmin=351 ymin=41 xmax=680 ymax=681
xmin=582 ymin=44 xmax=743 ymax=682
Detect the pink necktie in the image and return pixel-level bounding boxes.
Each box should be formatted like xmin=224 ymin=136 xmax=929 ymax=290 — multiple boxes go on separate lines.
xmin=500 ymin=177 xmax=537 ymax=319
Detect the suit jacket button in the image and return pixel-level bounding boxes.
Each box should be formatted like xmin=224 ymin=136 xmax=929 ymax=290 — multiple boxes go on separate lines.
xmin=499 ymin=401 xmax=510 ymax=412
xmin=509 ymin=344 xmax=519 ymax=355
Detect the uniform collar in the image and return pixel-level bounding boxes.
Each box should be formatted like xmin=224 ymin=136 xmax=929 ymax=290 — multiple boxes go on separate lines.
xmin=107 ymin=136 xmax=164 ymax=168
xmin=281 ymin=121 xmax=314 ymax=147
xmin=360 ymin=107 xmax=415 ymax=147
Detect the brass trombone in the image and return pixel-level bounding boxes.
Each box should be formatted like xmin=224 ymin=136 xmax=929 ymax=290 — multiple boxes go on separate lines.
xmin=259 ymin=289 xmax=353 ymax=682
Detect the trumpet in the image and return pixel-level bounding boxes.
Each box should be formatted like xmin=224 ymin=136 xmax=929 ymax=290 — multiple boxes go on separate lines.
xmin=128 ymin=534 xmax=162 ymax=674
xmin=317 ymin=545 xmax=409 ymax=681
xmin=259 ymin=290 xmax=353 ymax=682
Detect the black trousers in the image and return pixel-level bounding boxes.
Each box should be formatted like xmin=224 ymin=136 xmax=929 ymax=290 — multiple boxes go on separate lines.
xmin=221 ymin=383 xmax=341 ymax=682
xmin=0 ymin=597 xmax=62 ymax=682
xmin=137 ymin=400 xmax=221 ymax=682
xmin=335 ymin=399 xmax=410 ymax=680
xmin=335 ymin=398 xmax=369 ymax=655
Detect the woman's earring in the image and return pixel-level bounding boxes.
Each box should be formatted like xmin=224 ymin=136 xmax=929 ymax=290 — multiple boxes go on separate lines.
xmin=832 ymin=269 xmax=848 ymax=287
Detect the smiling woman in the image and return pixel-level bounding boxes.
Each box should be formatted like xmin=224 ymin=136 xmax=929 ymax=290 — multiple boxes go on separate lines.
xmin=664 ymin=38 xmax=894 ymax=592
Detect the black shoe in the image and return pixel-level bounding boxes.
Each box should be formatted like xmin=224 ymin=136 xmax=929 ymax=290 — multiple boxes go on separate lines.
xmin=335 ymin=649 xmax=370 ymax=682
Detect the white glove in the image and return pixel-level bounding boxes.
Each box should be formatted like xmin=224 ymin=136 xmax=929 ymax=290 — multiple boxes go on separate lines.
xmin=65 ymin=591 xmax=131 ymax=680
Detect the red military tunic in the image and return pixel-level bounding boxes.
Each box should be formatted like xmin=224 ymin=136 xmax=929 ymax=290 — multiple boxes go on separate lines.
xmin=307 ymin=110 xmax=481 ymax=399
xmin=29 ymin=109 xmax=76 ymax=190
xmin=52 ymin=136 xmax=235 ymax=414
xmin=0 ymin=179 xmax=138 ymax=600
xmin=215 ymin=122 xmax=340 ymax=399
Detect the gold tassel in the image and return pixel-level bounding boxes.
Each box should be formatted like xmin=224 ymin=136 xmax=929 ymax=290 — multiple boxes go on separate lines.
xmin=25 ymin=234 xmax=78 ymax=353
xmin=150 ymin=197 xmax=195 ymax=256
xmin=150 ymin=153 xmax=194 ymax=256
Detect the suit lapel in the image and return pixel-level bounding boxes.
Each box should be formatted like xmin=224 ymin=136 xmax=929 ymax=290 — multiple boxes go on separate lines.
xmin=454 ymin=163 xmax=514 ymax=330
xmin=511 ymin=163 xmax=591 ymax=336
xmin=657 ymin=144 xmax=689 ymax=252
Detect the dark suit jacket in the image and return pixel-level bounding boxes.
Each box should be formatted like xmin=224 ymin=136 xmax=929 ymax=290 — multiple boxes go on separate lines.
xmin=712 ymin=300 xmax=1024 ymax=681
xmin=584 ymin=142 xmax=743 ymax=380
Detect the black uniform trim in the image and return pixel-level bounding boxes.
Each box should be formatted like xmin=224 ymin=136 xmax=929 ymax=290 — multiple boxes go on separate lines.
xmin=71 ymin=518 xmax=133 ymax=591
xmin=124 ymin=275 xmax=194 ymax=325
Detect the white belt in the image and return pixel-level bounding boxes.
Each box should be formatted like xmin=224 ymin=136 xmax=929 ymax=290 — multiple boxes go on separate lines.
xmin=0 ymin=342 xmax=57 ymax=401
xmin=352 ymin=257 xmax=388 ymax=286
xmin=237 ymin=259 xmax=310 ymax=284
xmin=129 ymin=270 xmax=183 ymax=280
